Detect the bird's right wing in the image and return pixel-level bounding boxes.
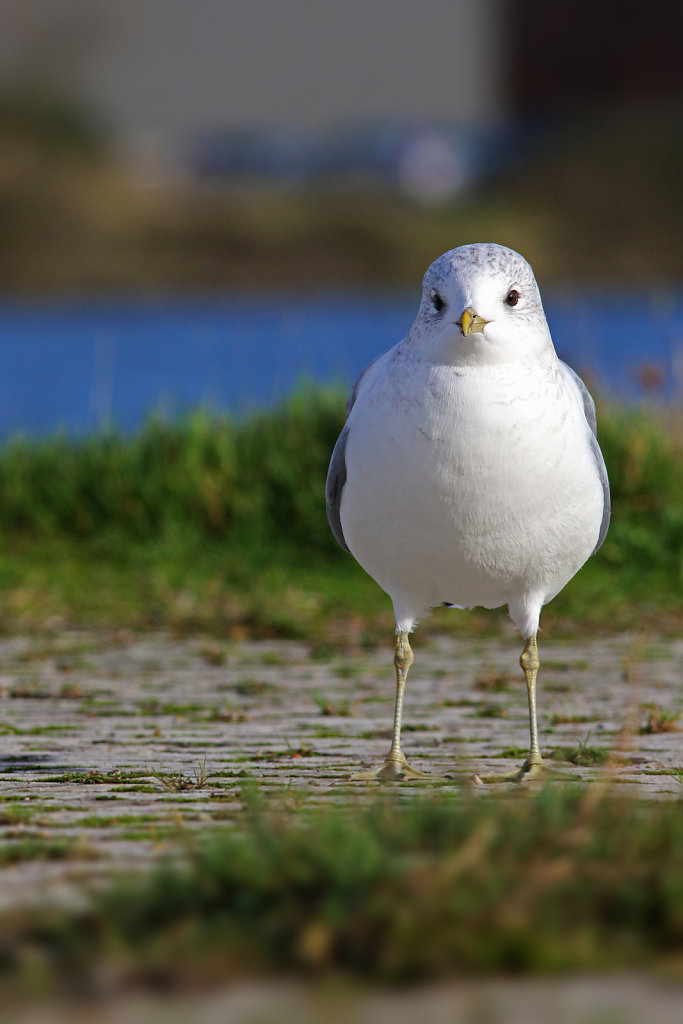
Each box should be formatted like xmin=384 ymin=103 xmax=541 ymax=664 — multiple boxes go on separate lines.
xmin=326 ymin=355 xmax=382 ymax=554
xmin=559 ymin=361 xmax=611 ymax=553
xmin=345 ymin=355 xmax=380 ymax=418
xmin=325 ymin=424 xmax=351 ymax=553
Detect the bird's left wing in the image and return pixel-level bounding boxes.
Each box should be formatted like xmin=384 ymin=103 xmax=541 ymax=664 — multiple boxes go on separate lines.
xmin=559 ymin=361 xmax=611 ymax=553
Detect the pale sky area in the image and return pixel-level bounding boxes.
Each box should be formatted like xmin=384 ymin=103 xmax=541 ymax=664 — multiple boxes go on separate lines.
xmin=0 ymin=0 xmax=505 ymax=142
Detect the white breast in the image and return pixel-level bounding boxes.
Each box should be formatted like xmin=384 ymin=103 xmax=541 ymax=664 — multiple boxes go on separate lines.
xmin=340 ymin=351 xmax=604 ymax=628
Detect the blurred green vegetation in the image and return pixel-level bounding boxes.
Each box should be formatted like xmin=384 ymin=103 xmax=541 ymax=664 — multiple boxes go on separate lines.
xmin=2 ymin=787 xmax=683 ymax=986
xmin=0 ymin=96 xmax=680 ymax=292
xmin=0 ymin=89 xmax=105 ymax=160
xmin=0 ymin=388 xmax=679 ymax=636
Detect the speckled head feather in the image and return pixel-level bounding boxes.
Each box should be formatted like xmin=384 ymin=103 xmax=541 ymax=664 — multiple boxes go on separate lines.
xmin=411 ymin=242 xmax=551 ymax=363
xmin=422 ymin=243 xmax=540 ymax=306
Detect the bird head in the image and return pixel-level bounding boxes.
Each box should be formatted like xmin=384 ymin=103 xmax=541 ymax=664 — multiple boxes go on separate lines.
xmin=411 ymin=243 xmax=554 ymax=366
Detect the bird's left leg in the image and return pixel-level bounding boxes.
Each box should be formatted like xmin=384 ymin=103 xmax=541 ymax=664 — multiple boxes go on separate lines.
xmin=517 ymin=633 xmax=545 ymax=778
xmin=350 ymin=631 xmax=443 ymax=782
xmin=476 ymin=634 xmax=547 ymax=783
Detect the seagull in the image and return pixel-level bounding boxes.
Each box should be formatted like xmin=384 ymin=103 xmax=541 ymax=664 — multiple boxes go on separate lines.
xmin=326 ymin=243 xmax=609 ymax=783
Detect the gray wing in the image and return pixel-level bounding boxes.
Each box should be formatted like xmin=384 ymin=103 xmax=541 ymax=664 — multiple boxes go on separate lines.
xmin=326 ymin=357 xmax=379 ymax=554
xmin=325 ymin=424 xmax=351 ymax=553
xmin=560 ymin=361 xmax=611 ymax=553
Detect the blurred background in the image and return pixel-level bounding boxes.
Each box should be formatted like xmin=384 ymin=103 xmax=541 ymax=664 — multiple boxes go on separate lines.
xmin=0 ymin=0 xmax=681 ymax=434
xmin=0 ymin=0 xmax=678 ymax=641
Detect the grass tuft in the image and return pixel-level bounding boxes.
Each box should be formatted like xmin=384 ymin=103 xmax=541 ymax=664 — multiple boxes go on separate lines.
xmin=314 ymin=694 xmax=356 ymax=717
xmin=549 ymin=745 xmax=611 ymax=767
xmin=639 ymin=706 xmax=681 ymax=735
xmin=2 ymin=788 xmax=683 ymax=986
xmin=150 ymin=760 xmax=211 ymax=792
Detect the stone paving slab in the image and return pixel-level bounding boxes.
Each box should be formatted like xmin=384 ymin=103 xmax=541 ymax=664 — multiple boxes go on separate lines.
xmin=0 ymin=628 xmax=681 ymax=908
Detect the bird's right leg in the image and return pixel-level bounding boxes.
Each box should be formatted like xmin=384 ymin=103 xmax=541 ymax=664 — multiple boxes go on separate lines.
xmin=350 ymin=631 xmax=443 ymax=782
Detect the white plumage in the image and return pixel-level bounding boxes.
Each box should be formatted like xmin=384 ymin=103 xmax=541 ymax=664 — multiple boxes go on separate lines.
xmin=326 ymin=243 xmax=609 ymax=782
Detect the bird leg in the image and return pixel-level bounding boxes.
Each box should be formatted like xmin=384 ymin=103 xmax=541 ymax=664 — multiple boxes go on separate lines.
xmin=475 ymin=634 xmax=547 ymax=783
xmin=519 ymin=634 xmax=544 ymax=776
xmin=350 ymin=631 xmax=442 ymax=782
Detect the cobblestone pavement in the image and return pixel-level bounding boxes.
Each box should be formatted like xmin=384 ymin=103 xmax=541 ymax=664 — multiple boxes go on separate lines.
xmin=6 ymin=974 xmax=683 ymax=1024
xmin=0 ymin=628 xmax=681 ymax=908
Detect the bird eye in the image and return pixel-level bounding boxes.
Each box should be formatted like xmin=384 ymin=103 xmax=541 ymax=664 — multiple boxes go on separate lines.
xmin=431 ymin=291 xmax=445 ymax=312
xmin=505 ymin=289 xmax=520 ymax=307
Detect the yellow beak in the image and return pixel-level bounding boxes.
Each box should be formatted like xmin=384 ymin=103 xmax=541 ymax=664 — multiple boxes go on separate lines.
xmin=458 ymin=306 xmax=489 ymax=337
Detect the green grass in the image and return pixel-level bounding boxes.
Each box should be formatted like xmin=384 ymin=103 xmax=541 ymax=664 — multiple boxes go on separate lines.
xmin=2 ymin=787 xmax=682 ymax=987
xmin=0 ymin=803 xmax=37 ymax=826
xmin=0 ymin=722 xmax=76 ymax=735
xmin=314 ymin=694 xmax=355 ymax=716
xmin=0 ymin=837 xmax=79 ymax=866
xmin=639 ymin=706 xmax=681 ymax=735
xmin=44 ymin=769 xmax=150 ymax=786
xmin=550 ymin=713 xmax=595 ymax=726
xmin=0 ymin=389 xmax=679 ymax=638
xmin=473 ymin=704 xmax=508 ymax=719
xmin=549 ymin=745 xmax=612 ymax=767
